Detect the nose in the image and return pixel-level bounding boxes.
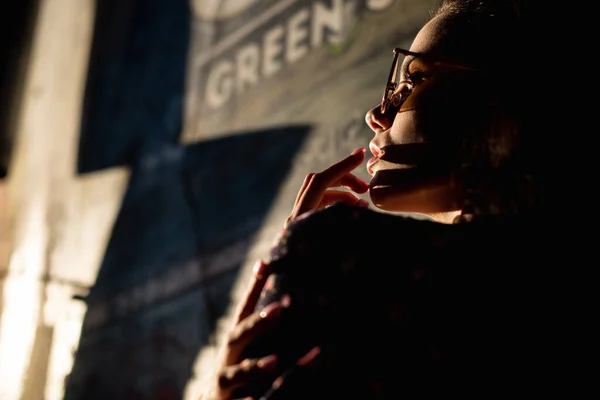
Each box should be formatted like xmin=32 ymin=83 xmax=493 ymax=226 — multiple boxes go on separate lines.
xmin=365 ymin=104 xmax=394 ymax=134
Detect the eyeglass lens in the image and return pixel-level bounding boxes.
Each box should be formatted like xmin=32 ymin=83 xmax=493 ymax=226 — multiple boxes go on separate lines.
xmin=382 ymin=49 xmax=413 ymax=114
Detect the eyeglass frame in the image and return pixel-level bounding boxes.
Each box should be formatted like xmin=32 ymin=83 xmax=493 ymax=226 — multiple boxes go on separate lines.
xmin=381 ymin=47 xmax=481 ymax=114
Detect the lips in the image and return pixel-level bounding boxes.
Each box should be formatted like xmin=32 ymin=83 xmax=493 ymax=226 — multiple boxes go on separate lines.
xmin=366 ymin=157 xmax=379 ymax=176
xmin=369 ymin=142 xmax=382 ymax=158
xmin=367 ymin=142 xmax=383 ymax=176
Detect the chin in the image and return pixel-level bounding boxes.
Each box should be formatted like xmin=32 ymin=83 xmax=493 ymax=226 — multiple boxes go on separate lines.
xmin=369 ymin=186 xmax=448 ymax=213
xmin=368 ymin=169 xmax=461 ymax=214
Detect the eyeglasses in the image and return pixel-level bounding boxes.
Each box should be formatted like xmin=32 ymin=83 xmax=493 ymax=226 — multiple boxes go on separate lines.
xmin=380 ymin=47 xmax=479 ymax=114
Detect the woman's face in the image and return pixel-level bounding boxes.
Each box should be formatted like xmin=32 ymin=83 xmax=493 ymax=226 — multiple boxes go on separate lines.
xmin=366 ymin=12 xmax=488 ymax=216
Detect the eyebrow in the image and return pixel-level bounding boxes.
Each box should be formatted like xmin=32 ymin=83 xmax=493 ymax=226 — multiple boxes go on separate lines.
xmin=394 ymin=47 xmax=479 ymax=71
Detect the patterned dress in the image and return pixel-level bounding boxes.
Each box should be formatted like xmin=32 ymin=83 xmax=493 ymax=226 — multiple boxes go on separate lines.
xmin=236 ymin=203 xmax=544 ymax=400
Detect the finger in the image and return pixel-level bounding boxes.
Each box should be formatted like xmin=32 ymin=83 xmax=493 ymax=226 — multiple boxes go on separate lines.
xmin=320 ymin=191 xmax=369 ymax=209
xmin=286 ymin=173 xmax=317 ymax=228
xmin=293 ymin=186 xmax=363 ymax=220
xmin=259 ymin=347 xmax=323 ymax=400
xmin=286 ymin=149 xmax=366 ymax=225
xmin=219 ymin=355 xmax=278 ymax=398
xmin=338 ymin=173 xmax=370 ymax=194
xmin=312 ymin=147 xmax=366 ymax=189
xmin=227 ymin=299 xmax=289 ymax=365
xmin=317 ymin=190 xmax=362 ymax=208
xmin=236 ymin=260 xmax=271 ymax=323
xmin=294 ymin=151 xmax=365 ymax=212
xmin=293 ymin=173 xmax=315 ymax=206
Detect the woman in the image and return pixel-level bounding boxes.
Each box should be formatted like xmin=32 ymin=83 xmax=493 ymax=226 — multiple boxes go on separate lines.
xmin=208 ymin=0 xmax=550 ymax=398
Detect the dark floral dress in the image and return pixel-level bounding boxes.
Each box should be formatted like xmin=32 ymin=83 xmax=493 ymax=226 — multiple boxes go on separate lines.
xmin=236 ymin=203 xmax=543 ymax=400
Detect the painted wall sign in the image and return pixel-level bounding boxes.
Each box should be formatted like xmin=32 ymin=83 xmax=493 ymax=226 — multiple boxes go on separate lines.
xmin=181 ymin=0 xmax=431 ymax=142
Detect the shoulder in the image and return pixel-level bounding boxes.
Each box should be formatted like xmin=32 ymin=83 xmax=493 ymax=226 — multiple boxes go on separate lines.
xmin=267 ymin=203 xmax=363 ymax=263
xmin=285 ymin=201 xmax=429 ymax=232
xmin=275 ymin=203 xmax=384 ymax=244
xmin=284 ymin=202 xmax=377 ymax=234
xmin=268 ymin=202 xmax=437 ymax=264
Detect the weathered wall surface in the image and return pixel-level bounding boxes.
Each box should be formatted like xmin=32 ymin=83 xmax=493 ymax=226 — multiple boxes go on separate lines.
xmin=0 ymin=1 xmax=438 ymax=399
xmin=0 ymin=0 xmax=128 ymax=399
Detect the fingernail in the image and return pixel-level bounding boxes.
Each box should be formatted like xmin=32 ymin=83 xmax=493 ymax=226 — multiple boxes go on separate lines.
xmin=253 ymin=260 xmax=267 ymax=279
xmin=297 ymin=346 xmax=321 ymax=366
xmin=280 ymin=294 xmax=291 ymax=308
xmin=259 ymin=302 xmax=282 ymax=319
xmin=351 ymin=146 xmax=366 ymax=155
xmin=271 ymin=376 xmax=284 ymax=390
xmin=257 ymin=354 xmax=277 ymax=370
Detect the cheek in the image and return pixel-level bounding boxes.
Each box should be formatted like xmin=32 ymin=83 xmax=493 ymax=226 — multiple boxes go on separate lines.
xmin=410 ymin=78 xmax=488 ymax=143
xmin=393 ymin=81 xmax=452 ymax=144
xmin=390 ymin=110 xmax=423 ymax=144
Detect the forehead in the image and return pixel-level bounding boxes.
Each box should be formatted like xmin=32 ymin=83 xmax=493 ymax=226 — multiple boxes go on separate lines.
xmin=408 ymin=13 xmax=473 ymax=65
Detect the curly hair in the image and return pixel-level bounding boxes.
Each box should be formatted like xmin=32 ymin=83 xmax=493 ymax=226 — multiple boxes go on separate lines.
xmin=427 ymin=0 xmax=546 ymax=217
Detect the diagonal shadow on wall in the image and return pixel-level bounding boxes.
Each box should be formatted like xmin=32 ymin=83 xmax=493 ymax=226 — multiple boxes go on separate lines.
xmin=66 ymin=0 xmax=312 ymax=398
xmin=66 ymin=125 xmax=309 ymax=400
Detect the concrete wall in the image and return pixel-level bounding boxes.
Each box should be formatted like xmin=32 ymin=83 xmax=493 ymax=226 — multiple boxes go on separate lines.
xmin=0 ymin=1 xmax=438 ymax=399
xmin=0 ymin=0 xmax=128 ymax=399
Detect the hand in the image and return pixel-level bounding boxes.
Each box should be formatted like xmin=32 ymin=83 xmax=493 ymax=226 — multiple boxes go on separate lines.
xmin=258 ymin=346 xmax=324 ymax=400
xmin=214 ymin=260 xmax=289 ymax=400
xmin=285 ymin=147 xmax=370 ymax=228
